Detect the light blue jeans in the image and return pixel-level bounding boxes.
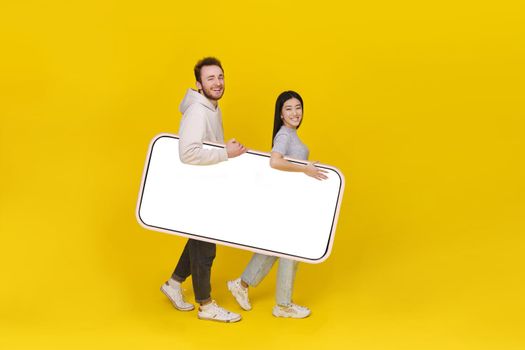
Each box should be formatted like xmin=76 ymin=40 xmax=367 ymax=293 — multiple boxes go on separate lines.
xmin=241 ymin=253 xmax=298 ymax=306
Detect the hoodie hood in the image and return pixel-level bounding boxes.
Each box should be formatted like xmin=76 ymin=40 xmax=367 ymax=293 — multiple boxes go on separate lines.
xmin=179 ymin=88 xmax=217 ymax=114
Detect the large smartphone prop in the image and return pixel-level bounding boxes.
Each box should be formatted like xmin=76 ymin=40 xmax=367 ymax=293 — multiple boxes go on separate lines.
xmin=136 ymin=134 xmax=345 ymax=263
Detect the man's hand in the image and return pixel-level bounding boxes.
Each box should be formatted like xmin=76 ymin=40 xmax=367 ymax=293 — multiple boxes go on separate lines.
xmin=226 ymin=138 xmax=247 ymax=158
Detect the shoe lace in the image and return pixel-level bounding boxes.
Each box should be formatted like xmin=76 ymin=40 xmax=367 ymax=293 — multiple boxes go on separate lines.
xmin=208 ymin=301 xmax=231 ymax=316
xmin=235 ymin=282 xmax=248 ymax=298
xmin=171 ymin=286 xmax=185 ymax=302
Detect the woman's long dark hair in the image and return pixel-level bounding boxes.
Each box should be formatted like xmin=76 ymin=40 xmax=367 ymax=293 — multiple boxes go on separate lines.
xmin=272 ymin=90 xmax=304 ymax=147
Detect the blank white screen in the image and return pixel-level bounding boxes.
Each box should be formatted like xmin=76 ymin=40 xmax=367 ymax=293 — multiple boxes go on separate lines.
xmin=137 ymin=134 xmax=344 ymax=263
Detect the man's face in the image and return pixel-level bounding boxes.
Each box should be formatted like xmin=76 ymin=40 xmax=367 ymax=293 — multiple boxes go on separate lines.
xmin=196 ymin=65 xmax=225 ymax=102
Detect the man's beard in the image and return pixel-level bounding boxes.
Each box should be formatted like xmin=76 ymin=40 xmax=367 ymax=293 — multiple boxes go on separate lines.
xmin=201 ymin=87 xmax=224 ymax=101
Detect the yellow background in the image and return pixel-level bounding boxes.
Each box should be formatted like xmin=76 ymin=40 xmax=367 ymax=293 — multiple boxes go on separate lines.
xmin=1 ymin=1 xmax=524 ymax=349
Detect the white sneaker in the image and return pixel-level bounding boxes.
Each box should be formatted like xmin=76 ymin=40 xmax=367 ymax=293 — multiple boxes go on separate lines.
xmin=198 ymin=300 xmax=242 ymax=323
xmin=227 ymin=278 xmax=252 ymax=311
xmin=160 ymin=282 xmax=194 ymax=311
xmin=272 ymin=303 xmax=311 ymax=318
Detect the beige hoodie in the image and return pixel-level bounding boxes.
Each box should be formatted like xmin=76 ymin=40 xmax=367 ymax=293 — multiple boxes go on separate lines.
xmin=178 ymin=89 xmax=228 ymax=165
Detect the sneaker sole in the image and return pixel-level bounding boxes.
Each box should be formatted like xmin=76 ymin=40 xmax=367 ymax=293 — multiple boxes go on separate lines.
xmin=197 ymin=314 xmax=242 ymax=323
xmin=272 ymin=310 xmax=311 ymax=319
xmin=227 ymin=281 xmax=252 ymax=311
xmin=160 ymin=285 xmax=195 ymax=311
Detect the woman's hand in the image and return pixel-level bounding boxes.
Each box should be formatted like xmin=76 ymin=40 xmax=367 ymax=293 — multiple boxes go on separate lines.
xmin=304 ymin=161 xmax=329 ymax=180
xmin=270 ymin=153 xmax=329 ymax=180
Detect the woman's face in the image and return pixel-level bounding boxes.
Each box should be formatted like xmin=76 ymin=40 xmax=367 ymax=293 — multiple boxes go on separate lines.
xmin=281 ymin=98 xmax=303 ymax=129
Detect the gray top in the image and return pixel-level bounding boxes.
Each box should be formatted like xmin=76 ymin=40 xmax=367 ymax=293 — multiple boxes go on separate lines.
xmin=272 ymin=126 xmax=309 ymax=161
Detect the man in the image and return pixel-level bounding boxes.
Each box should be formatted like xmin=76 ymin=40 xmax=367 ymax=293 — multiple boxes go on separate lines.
xmin=160 ymin=57 xmax=246 ymax=322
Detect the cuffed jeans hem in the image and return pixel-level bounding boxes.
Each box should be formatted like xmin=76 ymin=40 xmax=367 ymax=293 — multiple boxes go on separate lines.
xmin=196 ymin=297 xmax=212 ymax=305
xmin=276 ymin=301 xmax=293 ymax=307
xmin=171 ymin=274 xmax=185 ymax=283
xmin=240 ymin=278 xmax=251 ymax=287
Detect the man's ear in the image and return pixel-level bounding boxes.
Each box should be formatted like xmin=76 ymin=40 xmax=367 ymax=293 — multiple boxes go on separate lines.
xmin=196 ymin=80 xmax=203 ymax=91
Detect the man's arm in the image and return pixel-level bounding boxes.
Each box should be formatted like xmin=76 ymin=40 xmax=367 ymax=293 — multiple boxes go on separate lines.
xmin=178 ymin=111 xmax=228 ymax=165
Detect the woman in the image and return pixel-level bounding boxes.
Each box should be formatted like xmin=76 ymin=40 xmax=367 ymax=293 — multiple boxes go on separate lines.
xmin=227 ymin=90 xmax=328 ymax=318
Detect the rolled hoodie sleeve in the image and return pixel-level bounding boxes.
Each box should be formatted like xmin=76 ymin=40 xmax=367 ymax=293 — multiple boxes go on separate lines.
xmin=178 ymin=108 xmax=228 ymax=165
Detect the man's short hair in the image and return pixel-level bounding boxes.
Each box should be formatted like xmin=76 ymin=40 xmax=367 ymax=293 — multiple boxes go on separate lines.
xmin=194 ymin=57 xmax=223 ymax=83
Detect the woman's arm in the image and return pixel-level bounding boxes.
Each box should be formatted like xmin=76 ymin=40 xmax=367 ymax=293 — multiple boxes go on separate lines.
xmin=270 ymin=152 xmax=328 ymax=180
